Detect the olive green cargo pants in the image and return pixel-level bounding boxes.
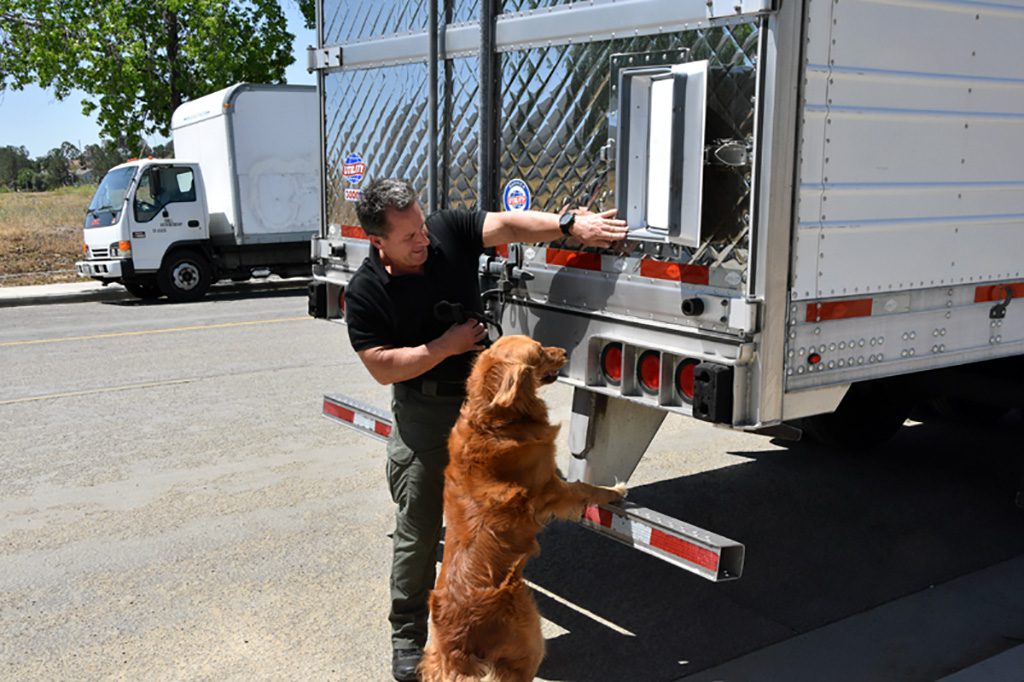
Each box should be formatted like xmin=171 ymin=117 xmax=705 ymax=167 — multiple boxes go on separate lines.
xmin=386 ymin=383 xmax=464 ymax=651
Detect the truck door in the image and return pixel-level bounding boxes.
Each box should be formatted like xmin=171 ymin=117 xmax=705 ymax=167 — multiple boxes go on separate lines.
xmin=129 ymin=165 xmax=208 ymax=271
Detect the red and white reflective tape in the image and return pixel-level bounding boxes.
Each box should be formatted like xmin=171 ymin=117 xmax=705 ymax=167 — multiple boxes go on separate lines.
xmin=581 ymin=503 xmax=743 ymax=582
xmin=804 ymin=280 xmax=1024 ymax=324
xmin=805 ymin=298 xmax=874 ymax=323
xmin=340 ymin=224 xmax=368 ymax=239
xmin=975 ymin=281 xmax=1024 ymax=303
xmin=541 ymin=246 xmax=710 ymax=284
xmin=323 ymin=395 xmax=392 ymax=440
xmin=337 ymin=232 xmax=710 ymax=286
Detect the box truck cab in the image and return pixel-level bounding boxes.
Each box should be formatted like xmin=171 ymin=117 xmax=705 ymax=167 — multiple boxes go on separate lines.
xmin=79 ymin=159 xmax=211 ymax=299
xmin=76 ymin=83 xmax=319 ymax=301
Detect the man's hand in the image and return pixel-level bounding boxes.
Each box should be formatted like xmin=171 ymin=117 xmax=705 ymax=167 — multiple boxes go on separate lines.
xmin=569 ymin=208 xmax=629 ymax=249
xmin=434 ymin=319 xmax=488 ymax=357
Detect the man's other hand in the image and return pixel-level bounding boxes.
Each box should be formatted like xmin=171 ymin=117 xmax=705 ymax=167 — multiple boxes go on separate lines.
xmin=570 ymin=208 xmax=629 ymax=249
xmin=437 ymin=320 xmax=488 ymax=357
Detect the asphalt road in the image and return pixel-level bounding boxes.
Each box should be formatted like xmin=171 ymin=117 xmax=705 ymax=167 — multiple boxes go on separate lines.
xmin=1 ymin=290 xmax=1023 ymax=681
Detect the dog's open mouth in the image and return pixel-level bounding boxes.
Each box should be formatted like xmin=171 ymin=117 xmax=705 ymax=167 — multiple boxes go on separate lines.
xmin=541 ymin=371 xmax=559 ymax=384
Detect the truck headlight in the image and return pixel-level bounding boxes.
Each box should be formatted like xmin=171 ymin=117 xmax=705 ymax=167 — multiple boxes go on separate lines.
xmin=111 ymin=240 xmax=132 ymax=258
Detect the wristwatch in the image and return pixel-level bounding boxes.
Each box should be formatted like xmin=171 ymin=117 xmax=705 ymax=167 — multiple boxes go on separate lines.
xmin=558 ymin=212 xmax=576 ymax=237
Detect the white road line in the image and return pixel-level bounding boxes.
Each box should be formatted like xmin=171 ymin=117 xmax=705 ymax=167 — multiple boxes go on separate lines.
xmin=525 ymin=579 xmax=637 ymax=637
xmin=431 ymin=556 xmax=636 ymax=637
xmin=0 ymin=379 xmax=195 ymax=406
xmin=0 ymin=316 xmax=308 ymax=348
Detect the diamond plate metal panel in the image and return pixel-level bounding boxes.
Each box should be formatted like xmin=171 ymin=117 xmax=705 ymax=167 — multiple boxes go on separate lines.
xmin=449 ymin=0 xmax=479 ymax=23
xmin=323 ymin=0 xmax=428 ymax=46
xmin=443 ymin=56 xmax=481 ymax=209
xmin=502 ymin=0 xmax=571 ymax=12
xmin=324 ymin=64 xmax=430 ymax=229
xmin=498 ymin=24 xmax=758 ymax=278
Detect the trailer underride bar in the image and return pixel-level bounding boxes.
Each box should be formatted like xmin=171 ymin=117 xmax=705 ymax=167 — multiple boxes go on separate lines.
xmin=323 ymin=393 xmax=745 ymax=582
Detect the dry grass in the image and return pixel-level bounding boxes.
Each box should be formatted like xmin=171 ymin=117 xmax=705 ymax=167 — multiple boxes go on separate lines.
xmin=0 ymin=186 xmax=94 ymax=286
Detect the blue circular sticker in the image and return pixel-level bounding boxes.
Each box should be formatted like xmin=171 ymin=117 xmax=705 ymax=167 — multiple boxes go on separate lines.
xmin=342 ymin=153 xmax=365 ymax=185
xmin=502 ymin=179 xmax=531 ymax=212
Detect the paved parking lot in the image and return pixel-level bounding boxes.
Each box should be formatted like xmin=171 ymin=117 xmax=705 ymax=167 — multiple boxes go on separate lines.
xmin=1 ymin=290 xmax=1022 ymax=680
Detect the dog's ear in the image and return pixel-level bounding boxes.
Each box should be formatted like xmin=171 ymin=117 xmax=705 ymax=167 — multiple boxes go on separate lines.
xmin=492 ymin=362 xmax=530 ymax=408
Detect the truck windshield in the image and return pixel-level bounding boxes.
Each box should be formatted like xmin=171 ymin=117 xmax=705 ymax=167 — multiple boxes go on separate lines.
xmin=88 ymin=167 xmax=136 ymax=215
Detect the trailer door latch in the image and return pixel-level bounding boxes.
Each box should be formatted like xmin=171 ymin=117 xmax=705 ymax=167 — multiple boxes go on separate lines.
xmin=989 ymin=286 xmax=1013 ymax=319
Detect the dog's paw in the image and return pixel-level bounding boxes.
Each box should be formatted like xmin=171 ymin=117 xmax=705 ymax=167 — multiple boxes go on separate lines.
xmin=601 ymin=482 xmax=627 ymax=503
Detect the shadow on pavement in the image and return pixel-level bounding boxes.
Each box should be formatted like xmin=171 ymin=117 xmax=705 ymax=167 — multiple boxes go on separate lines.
xmin=529 ymin=413 xmax=1024 ymax=681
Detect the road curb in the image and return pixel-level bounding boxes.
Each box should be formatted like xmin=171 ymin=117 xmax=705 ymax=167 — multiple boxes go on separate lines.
xmin=0 ymin=278 xmax=311 ymax=309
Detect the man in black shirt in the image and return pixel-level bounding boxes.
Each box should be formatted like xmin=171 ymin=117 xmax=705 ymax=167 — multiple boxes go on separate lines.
xmin=345 ymin=178 xmax=626 ymax=681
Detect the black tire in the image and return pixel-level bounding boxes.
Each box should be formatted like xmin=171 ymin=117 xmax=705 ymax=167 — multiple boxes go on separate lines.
xmin=123 ymin=279 xmax=162 ymax=300
xmin=158 ymin=249 xmax=213 ymax=302
xmin=800 ymin=379 xmax=911 ymax=451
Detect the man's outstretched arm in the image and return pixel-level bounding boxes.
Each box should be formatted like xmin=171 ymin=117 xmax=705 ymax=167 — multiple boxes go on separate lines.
xmin=481 ymin=208 xmax=628 ymax=249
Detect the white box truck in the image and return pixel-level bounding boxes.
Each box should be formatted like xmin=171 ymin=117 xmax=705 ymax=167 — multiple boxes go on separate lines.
xmin=306 ymin=0 xmax=1024 ymax=576
xmin=76 ymin=83 xmax=319 ymax=301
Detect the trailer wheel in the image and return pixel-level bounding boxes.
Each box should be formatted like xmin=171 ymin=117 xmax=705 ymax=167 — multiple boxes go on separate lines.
xmin=158 ymin=249 xmax=213 ymax=302
xmin=800 ymin=379 xmax=911 ymax=451
xmin=123 ymin=278 xmax=162 ymax=301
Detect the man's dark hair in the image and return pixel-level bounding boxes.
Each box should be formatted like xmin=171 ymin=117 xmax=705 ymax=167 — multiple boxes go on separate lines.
xmin=355 ymin=178 xmax=419 ymax=237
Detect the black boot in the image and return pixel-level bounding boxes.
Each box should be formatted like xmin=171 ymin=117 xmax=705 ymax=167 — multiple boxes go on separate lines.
xmin=392 ymin=647 xmax=422 ymax=682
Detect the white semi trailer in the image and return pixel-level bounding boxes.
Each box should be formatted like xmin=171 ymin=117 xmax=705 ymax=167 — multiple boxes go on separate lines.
xmin=307 ymin=0 xmax=1024 ymax=576
xmin=76 ymin=83 xmax=319 ymax=301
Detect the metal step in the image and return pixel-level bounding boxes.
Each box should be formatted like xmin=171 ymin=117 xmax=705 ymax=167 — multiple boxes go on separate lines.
xmin=322 ymin=393 xmax=744 ymax=582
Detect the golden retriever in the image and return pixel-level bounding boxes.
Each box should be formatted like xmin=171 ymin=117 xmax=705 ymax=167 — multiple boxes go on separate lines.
xmin=419 ymin=335 xmax=626 ymax=682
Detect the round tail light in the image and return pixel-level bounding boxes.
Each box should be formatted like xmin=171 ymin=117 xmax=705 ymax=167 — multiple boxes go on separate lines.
xmin=637 ymin=351 xmax=661 ymax=394
xmin=600 ymin=343 xmax=623 ymax=385
xmin=675 ymin=359 xmax=699 ymax=403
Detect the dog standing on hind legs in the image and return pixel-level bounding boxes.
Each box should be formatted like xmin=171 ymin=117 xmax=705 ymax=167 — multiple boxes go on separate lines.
xmin=419 ymin=335 xmax=626 ymax=682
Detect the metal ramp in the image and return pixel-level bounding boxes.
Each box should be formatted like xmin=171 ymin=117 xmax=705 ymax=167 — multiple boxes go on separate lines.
xmin=323 ymin=393 xmax=745 ymax=582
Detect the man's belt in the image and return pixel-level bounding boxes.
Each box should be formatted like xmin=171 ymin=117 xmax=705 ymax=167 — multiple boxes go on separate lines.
xmin=400 ymin=377 xmax=467 ymax=398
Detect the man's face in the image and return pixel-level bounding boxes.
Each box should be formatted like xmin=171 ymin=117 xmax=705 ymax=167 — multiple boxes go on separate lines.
xmin=370 ymin=202 xmax=430 ymax=273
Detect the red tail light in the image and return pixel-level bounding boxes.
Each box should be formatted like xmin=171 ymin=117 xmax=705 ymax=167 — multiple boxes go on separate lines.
xmin=600 ymin=343 xmax=623 ymax=385
xmin=675 ymin=359 xmax=699 ymax=403
xmin=339 ymin=288 xmax=346 ymax=315
xmin=637 ymin=351 xmax=661 ymax=394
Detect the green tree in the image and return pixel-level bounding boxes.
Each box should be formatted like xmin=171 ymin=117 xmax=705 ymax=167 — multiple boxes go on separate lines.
xmin=0 ymin=145 xmax=33 ymax=190
xmin=38 ymin=147 xmax=75 ymax=189
xmin=297 ymin=0 xmax=314 ymax=29
xmin=15 ymin=168 xmax=38 ymax=191
xmin=0 ymin=0 xmax=295 ymax=145
xmin=151 ymin=141 xmax=174 ymax=158
xmin=80 ymin=139 xmax=134 ymax=179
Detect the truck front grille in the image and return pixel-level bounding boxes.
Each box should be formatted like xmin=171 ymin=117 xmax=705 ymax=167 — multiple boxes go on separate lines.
xmin=89 ymin=247 xmax=110 ymax=259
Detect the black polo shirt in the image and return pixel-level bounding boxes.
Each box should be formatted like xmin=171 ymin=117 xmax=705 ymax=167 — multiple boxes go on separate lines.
xmin=345 ymin=209 xmax=487 ymax=385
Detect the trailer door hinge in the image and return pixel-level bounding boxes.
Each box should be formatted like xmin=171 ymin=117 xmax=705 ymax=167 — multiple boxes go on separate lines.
xmin=307 ymin=45 xmax=343 ymax=73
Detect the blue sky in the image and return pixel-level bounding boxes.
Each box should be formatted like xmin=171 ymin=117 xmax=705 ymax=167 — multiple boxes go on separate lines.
xmin=0 ymin=4 xmax=316 ymax=158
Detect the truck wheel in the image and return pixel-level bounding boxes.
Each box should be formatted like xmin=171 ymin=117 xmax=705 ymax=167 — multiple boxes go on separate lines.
xmin=800 ymin=379 xmax=911 ymax=451
xmin=123 ymin=279 xmax=162 ymax=300
xmin=158 ymin=249 xmax=213 ymax=302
